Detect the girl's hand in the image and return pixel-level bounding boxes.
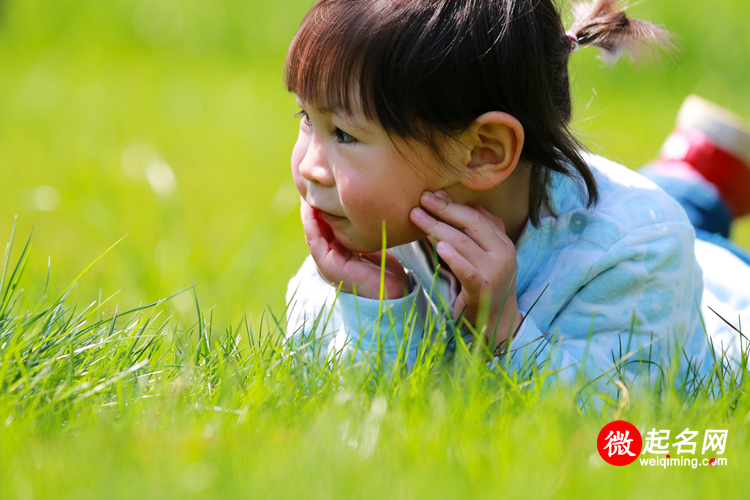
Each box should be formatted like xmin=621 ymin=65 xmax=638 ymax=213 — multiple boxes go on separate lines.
xmin=409 ymin=190 xmax=523 ymax=352
xmin=300 ymin=197 xmax=410 ymax=300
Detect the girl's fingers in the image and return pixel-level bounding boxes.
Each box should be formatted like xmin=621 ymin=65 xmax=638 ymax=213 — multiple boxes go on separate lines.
xmin=434 ymin=240 xmax=482 ymax=290
xmin=300 ymin=198 xmax=319 ymax=238
xmin=473 ymin=204 xmax=506 ymax=236
xmin=412 ymin=191 xmax=501 ymax=252
xmin=418 ymin=191 xmax=506 ymax=251
xmin=301 ymin=198 xmax=346 ymax=272
xmin=411 ymin=206 xmax=487 ymax=263
xmin=300 ymin=198 xmax=327 ymax=253
xmin=300 ymin=198 xmax=408 ymax=299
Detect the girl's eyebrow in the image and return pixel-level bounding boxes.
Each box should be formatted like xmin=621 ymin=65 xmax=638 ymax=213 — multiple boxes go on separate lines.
xmin=316 ymin=105 xmax=369 ymax=133
xmin=336 ymin=115 xmax=369 ymax=134
xmin=295 ymin=96 xmax=370 ymax=133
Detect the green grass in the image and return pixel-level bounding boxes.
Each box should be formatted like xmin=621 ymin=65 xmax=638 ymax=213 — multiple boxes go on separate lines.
xmin=1 ymin=224 xmax=750 ymax=499
xmin=3 ymin=0 xmax=750 ymax=497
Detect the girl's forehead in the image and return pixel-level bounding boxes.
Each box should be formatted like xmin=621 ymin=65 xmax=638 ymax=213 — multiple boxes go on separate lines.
xmin=295 ymin=90 xmax=364 ymax=115
xmin=296 ymin=94 xmax=370 ymax=127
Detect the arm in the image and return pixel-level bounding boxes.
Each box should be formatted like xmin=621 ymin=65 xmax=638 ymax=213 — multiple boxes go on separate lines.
xmin=286 ymin=196 xmax=451 ymax=369
xmin=409 ymin=190 xmax=524 ymax=355
xmin=506 ymin=221 xmax=702 ymax=386
xmin=287 ymin=187 xmax=525 ymax=367
xmin=285 ymin=256 xmax=438 ymax=369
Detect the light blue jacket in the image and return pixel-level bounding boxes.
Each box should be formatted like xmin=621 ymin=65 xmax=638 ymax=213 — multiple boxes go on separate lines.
xmin=286 ymin=155 xmax=750 ymax=380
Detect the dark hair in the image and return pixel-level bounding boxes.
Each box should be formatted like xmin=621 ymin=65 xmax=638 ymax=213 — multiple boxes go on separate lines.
xmin=284 ymin=0 xmax=672 ymax=225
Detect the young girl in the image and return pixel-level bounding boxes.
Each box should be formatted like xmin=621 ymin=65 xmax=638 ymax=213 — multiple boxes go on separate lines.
xmin=283 ymin=0 xmax=750 ymax=382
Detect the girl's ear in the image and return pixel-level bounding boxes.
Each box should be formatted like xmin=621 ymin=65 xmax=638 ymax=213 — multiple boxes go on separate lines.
xmin=459 ymin=112 xmax=525 ymax=191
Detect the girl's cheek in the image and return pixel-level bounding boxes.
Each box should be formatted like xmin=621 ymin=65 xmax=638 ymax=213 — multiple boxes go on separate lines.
xmin=291 ymin=143 xmax=308 ymax=195
xmin=291 ymin=143 xmax=304 ymax=172
xmin=290 ymin=163 xmax=303 ymax=194
xmin=293 ymin=179 xmax=306 ymax=199
xmin=339 ymin=191 xmax=370 ymax=226
xmin=346 ymin=192 xmax=390 ymax=232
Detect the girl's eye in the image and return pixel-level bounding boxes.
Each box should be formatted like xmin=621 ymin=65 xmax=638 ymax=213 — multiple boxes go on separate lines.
xmin=295 ymin=110 xmax=312 ymax=126
xmin=295 ymin=110 xmax=356 ymax=144
xmin=334 ymin=129 xmax=357 ymax=144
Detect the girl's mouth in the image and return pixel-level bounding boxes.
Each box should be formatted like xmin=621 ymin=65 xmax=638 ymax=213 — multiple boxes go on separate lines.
xmin=312 ymin=208 xmax=346 ymax=247
xmin=316 ymin=209 xmax=346 ymax=225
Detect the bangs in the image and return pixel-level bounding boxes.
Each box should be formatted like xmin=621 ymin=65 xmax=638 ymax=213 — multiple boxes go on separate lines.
xmin=285 ymin=1 xmax=371 ymax=116
xmin=284 ymin=0 xmax=431 ymax=138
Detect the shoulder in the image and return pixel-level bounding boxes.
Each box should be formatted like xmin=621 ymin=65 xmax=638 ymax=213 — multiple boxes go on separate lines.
xmin=516 ymin=154 xmax=699 ymax=311
xmin=550 ymin=154 xmax=692 ymax=231
xmin=514 ymin=156 xmax=702 ymax=364
xmin=535 ymin=154 xmax=695 ymax=259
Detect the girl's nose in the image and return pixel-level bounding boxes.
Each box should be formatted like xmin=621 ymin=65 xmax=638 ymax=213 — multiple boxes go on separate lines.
xmin=298 ymin=142 xmax=335 ymax=186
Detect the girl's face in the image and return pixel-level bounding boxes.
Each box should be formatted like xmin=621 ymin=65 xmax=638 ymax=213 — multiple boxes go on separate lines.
xmin=292 ymin=96 xmax=458 ymax=253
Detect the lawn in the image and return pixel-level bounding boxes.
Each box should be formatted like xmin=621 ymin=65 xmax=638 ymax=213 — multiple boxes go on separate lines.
xmin=1 ymin=0 xmax=750 ymax=498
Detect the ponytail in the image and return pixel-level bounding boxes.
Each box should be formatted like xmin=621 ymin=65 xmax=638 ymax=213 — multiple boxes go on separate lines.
xmin=566 ymin=0 xmax=675 ymax=64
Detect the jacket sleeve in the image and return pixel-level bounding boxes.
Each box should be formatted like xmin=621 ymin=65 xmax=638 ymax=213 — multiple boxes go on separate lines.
xmin=285 ymin=256 xmax=442 ymax=369
xmin=506 ymin=220 xmax=702 ymax=384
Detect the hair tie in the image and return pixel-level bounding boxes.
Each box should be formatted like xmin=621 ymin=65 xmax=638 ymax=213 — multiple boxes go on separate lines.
xmin=565 ymin=31 xmax=579 ymax=52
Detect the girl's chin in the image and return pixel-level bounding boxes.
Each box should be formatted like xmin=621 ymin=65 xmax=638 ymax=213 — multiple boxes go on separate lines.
xmin=330 ymin=221 xmax=424 ymax=253
xmin=336 ymin=238 xmax=381 ymax=254
xmin=327 ymin=229 xmax=383 ymax=253
xmin=337 ymin=233 xmax=421 ymax=254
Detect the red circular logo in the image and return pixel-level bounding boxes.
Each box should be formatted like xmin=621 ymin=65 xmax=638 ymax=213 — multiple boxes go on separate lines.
xmin=709 ymin=458 xmax=717 ymax=466
xmin=597 ymin=420 xmax=643 ymax=466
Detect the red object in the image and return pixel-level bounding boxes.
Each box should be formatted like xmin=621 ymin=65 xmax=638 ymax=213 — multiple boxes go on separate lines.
xmin=657 ymin=126 xmax=750 ymax=217
xmin=312 ymin=208 xmax=336 ymax=243
xmin=597 ymin=420 xmax=643 ymax=466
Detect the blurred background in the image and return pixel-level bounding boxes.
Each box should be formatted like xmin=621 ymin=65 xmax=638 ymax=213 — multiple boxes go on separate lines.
xmin=1 ymin=0 xmax=749 ymax=326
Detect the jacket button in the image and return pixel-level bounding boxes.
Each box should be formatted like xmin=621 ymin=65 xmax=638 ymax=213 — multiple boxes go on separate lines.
xmin=570 ymin=213 xmax=587 ymax=234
